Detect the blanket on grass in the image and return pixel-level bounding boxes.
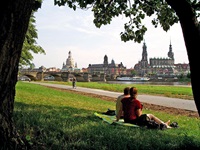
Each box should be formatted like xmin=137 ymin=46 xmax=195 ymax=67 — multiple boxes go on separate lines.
xmin=94 ymin=112 xmax=140 ymax=128
xmin=94 ymin=112 xmax=179 ymax=129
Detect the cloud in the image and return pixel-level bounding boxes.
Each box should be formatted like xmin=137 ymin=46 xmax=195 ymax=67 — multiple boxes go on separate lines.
xmin=33 ymin=0 xmax=189 ymax=69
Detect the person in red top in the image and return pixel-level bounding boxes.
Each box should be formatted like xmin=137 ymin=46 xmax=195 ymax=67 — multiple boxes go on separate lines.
xmin=116 ymin=87 xmax=171 ymax=128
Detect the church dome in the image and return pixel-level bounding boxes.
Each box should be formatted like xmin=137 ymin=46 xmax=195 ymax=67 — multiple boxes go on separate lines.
xmin=66 ymin=51 xmax=75 ymax=68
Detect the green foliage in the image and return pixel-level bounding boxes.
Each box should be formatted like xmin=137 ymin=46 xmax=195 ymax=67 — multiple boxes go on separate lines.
xmin=33 ymin=0 xmax=42 ymax=11
xmin=131 ymin=70 xmax=137 ymax=76
xmin=54 ymin=0 xmax=180 ymax=43
xmin=20 ymin=13 xmax=45 ymax=67
xmin=14 ymin=82 xmax=200 ymax=149
xmin=187 ymin=72 xmax=191 ymax=78
xmin=54 ymin=0 xmax=200 ymax=43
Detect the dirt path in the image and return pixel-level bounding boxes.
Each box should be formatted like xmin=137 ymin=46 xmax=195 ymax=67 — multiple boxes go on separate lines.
xmin=47 ymin=86 xmax=199 ymax=118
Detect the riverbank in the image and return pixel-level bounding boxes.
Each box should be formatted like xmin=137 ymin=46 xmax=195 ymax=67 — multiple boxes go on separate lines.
xmin=37 ymin=81 xmax=193 ymax=100
xmin=46 ymin=85 xmax=199 ymax=118
xmin=106 ymin=80 xmax=192 ymax=87
xmin=15 ymin=82 xmax=200 ymax=150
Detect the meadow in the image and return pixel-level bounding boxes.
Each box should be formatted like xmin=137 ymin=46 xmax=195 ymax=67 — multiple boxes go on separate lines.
xmin=14 ymin=81 xmax=200 ymax=149
xmin=43 ymin=81 xmax=193 ymax=100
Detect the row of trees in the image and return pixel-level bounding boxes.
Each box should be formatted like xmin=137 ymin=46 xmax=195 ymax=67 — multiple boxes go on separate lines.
xmin=0 ymin=0 xmax=200 ymax=149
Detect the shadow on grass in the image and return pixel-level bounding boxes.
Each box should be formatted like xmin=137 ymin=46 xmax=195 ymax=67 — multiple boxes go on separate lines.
xmin=14 ymin=102 xmax=200 ymax=150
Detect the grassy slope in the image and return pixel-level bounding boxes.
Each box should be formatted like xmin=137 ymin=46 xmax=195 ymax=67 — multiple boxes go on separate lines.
xmin=14 ymin=82 xmax=200 ymax=150
xmin=43 ymin=81 xmax=193 ymax=100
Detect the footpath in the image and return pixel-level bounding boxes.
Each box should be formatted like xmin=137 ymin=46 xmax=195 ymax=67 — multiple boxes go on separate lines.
xmin=30 ymin=82 xmax=197 ymax=112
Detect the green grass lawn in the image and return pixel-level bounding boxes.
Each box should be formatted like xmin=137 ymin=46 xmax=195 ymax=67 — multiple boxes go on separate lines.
xmin=14 ymin=81 xmax=200 ymax=150
xmin=42 ymin=81 xmax=193 ymax=100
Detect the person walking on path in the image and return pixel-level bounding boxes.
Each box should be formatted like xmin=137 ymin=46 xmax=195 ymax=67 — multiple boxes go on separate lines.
xmin=116 ymin=87 xmax=130 ymax=119
xmin=72 ymin=77 xmax=76 ymax=88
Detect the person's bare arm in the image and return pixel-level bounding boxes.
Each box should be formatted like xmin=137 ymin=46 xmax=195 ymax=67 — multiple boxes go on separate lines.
xmin=116 ymin=103 xmax=122 ymax=121
xmin=136 ymin=109 xmax=142 ymax=117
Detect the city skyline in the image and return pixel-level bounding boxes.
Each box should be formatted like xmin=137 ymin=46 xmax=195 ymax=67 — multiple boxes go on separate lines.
xmin=32 ymin=0 xmax=189 ymax=69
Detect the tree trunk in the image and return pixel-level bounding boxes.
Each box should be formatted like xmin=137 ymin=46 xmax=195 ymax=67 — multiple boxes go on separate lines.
xmin=167 ymin=0 xmax=200 ymax=116
xmin=0 ymin=0 xmax=34 ymax=149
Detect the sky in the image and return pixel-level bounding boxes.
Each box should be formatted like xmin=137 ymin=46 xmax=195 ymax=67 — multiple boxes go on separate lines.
xmin=33 ymin=0 xmax=189 ymax=69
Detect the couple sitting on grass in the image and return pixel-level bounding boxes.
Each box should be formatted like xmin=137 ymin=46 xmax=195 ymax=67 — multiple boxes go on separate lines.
xmin=115 ymin=87 xmax=173 ymax=129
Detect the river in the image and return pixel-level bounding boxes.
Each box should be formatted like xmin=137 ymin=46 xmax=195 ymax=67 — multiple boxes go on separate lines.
xmin=106 ymin=81 xmax=191 ymax=87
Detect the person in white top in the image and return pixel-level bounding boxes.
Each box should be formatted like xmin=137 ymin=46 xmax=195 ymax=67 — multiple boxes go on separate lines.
xmin=115 ymin=87 xmax=130 ymax=119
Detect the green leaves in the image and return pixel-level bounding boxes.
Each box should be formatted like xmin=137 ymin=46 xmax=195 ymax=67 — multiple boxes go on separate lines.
xmin=120 ymin=23 xmax=147 ymax=43
xmin=20 ymin=14 xmax=45 ymax=67
xmin=53 ymin=0 xmax=181 ymax=42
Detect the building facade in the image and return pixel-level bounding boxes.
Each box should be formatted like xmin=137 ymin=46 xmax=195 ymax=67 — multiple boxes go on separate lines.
xmin=87 ymin=55 xmax=127 ymax=76
xmin=61 ymin=51 xmax=81 ymax=72
xmin=134 ymin=41 xmax=189 ymax=77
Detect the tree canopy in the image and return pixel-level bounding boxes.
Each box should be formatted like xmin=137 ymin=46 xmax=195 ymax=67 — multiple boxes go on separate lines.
xmin=20 ymin=13 xmax=45 ymax=68
xmin=54 ymin=0 xmax=199 ymax=43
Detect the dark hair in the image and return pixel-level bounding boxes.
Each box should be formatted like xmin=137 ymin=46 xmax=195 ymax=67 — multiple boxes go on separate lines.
xmin=124 ymin=87 xmax=130 ymax=95
xmin=130 ymin=87 xmax=137 ymax=99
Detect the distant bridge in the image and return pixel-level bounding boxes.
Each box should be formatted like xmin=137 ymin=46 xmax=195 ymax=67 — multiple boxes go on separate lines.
xmin=19 ymin=69 xmax=115 ymax=82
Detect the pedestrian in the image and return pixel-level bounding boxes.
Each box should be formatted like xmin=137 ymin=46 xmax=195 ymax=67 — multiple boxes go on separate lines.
xmin=116 ymin=87 xmax=130 ymax=119
xmin=72 ymin=77 xmax=76 ymax=88
xmin=116 ymin=87 xmax=172 ymax=129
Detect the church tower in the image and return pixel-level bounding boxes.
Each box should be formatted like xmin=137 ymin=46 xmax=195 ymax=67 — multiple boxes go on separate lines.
xmin=66 ymin=51 xmax=75 ymax=68
xmin=103 ymin=55 xmax=108 ymax=67
xmin=141 ymin=41 xmax=148 ymax=68
xmin=168 ymin=40 xmax=174 ymax=60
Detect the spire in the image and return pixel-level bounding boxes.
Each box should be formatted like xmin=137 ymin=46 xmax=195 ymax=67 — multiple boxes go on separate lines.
xmin=168 ymin=39 xmax=174 ymax=60
xmin=142 ymin=40 xmax=148 ymax=61
xmin=68 ymin=51 xmax=72 ymax=58
xmin=66 ymin=51 xmax=75 ymax=68
xmin=169 ymin=39 xmax=172 ymax=52
xmin=111 ymin=59 xmax=115 ymax=65
xmin=103 ymin=55 xmax=108 ymax=67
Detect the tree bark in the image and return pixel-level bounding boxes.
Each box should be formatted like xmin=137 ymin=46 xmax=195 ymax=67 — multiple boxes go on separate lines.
xmin=0 ymin=0 xmax=34 ymax=149
xmin=166 ymin=0 xmax=200 ymax=116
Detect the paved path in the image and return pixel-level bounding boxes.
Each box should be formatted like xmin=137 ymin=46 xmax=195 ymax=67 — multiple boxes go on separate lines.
xmin=30 ymin=82 xmax=197 ymax=112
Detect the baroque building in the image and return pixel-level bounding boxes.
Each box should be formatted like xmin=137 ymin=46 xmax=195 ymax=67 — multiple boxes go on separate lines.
xmin=87 ymin=55 xmax=126 ymax=75
xmin=61 ymin=51 xmax=80 ymax=72
xmin=134 ymin=41 xmax=176 ymax=77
